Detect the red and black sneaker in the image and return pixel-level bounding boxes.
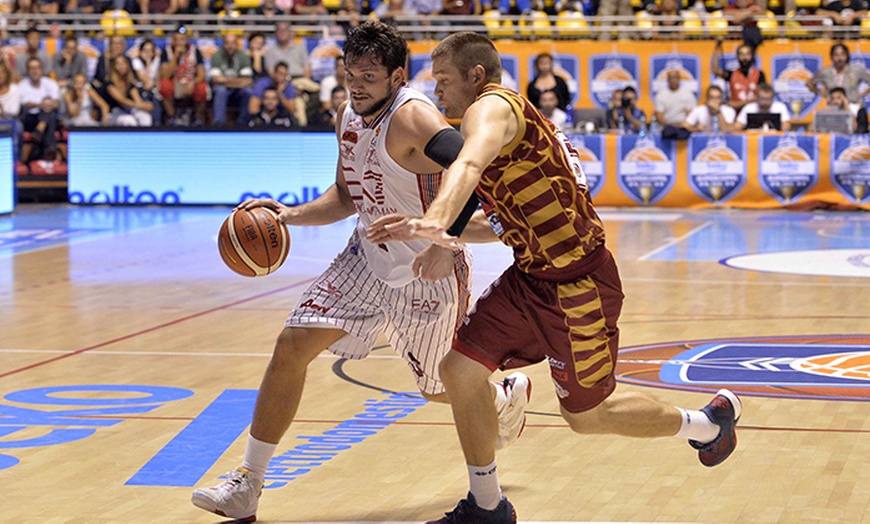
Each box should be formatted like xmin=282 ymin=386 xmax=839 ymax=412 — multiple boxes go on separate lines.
xmin=428 ymin=492 xmax=517 ymax=524
xmin=689 ymin=389 xmax=742 ymax=467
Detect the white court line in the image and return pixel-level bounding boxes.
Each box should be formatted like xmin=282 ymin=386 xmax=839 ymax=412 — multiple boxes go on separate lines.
xmin=623 ymin=276 xmax=870 ymax=287
xmin=0 ymin=349 xmax=401 ymax=358
xmin=637 ymin=221 xmax=713 ymax=261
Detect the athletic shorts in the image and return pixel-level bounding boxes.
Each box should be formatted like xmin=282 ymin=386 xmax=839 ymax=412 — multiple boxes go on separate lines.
xmin=286 ymin=232 xmax=471 ymax=395
xmin=454 ymin=247 xmax=624 ymax=413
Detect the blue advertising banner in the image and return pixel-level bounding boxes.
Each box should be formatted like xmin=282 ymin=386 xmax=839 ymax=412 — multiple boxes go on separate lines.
xmin=830 ymin=135 xmax=870 ymax=205
xmin=688 ymin=134 xmax=747 ymax=205
xmin=589 ymin=53 xmax=640 ymax=109
xmin=759 ymin=133 xmax=819 ymax=204
xmin=771 ymin=52 xmax=823 ymax=120
xmin=616 ymin=134 xmax=676 ymax=205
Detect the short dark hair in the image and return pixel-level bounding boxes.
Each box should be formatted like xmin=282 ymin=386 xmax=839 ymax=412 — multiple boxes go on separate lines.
xmin=248 ymin=31 xmax=265 ymax=43
xmin=622 ymin=86 xmax=637 ymax=96
xmin=831 ymin=42 xmax=850 ymax=62
xmin=829 ymin=86 xmax=847 ymax=97
xmin=431 ymin=32 xmax=501 ymax=85
xmin=707 ymin=85 xmax=723 ymax=97
xmin=274 ymin=61 xmax=289 ymax=71
xmin=332 ymin=85 xmax=346 ymax=96
xmin=343 ymin=20 xmax=408 ymax=75
xmin=25 ymin=27 xmax=40 ymax=37
xmin=757 ymin=82 xmax=774 ymax=95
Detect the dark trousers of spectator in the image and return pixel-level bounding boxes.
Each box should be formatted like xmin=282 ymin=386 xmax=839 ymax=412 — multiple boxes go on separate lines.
xmin=212 ymin=85 xmax=251 ymax=126
xmin=22 ymin=111 xmax=59 ymax=162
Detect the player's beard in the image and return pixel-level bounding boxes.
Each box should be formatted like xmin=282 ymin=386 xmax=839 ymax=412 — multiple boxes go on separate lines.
xmin=355 ymin=85 xmax=395 ymax=118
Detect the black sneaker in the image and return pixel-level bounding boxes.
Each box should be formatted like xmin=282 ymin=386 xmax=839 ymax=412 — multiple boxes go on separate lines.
xmin=689 ymin=389 xmax=742 ymax=467
xmin=428 ymin=492 xmax=517 ymax=524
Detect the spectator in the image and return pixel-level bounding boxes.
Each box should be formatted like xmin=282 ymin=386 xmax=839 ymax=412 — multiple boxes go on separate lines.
xmin=309 ymin=84 xmax=347 ymax=130
xmin=93 ymin=36 xmax=133 ymax=95
xmin=247 ymin=32 xmax=269 ymax=81
xmin=138 ymin=0 xmax=183 ymax=26
xmin=107 ymin=55 xmax=154 ymax=126
xmin=734 ymin=82 xmax=791 ymax=131
xmin=486 ymin=0 xmax=531 ymax=15
xmin=247 ymin=87 xmax=298 ymax=128
xmin=17 ymin=57 xmax=61 ymax=161
xmin=0 ymin=59 xmax=21 ymax=120
xmin=606 ymin=86 xmax=646 ymax=132
xmin=538 ymin=89 xmax=568 ymax=129
xmin=816 ymin=0 xmax=868 ymax=26
xmin=807 ymin=43 xmax=870 ymax=104
xmin=597 ymin=0 xmax=632 ymax=40
xmin=724 ymin=0 xmax=765 ymax=26
xmin=51 ymin=37 xmax=88 ymax=90
xmin=441 ymin=0 xmax=484 ymax=28
xmin=293 ymin=0 xmax=328 ymax=14
xmin=132 ymin=38 xmax=161 ymax=124
xmin=159 ymin=26 xmax=208 ymax=126
xmin=210 ymin=34 xmax=254 ymax=126
xmin=255 ymin=0 xmax=289 ymax=15
xmin=682 ymin=85 xmax=737 ymax=133
xmin=248 ymin=61 xmax=297 ymax=120
xmin=654 ymin=70 xmax=696 ymax=126
xmin=318 ymin=55 xmax=346 ymax=111
xmin=527 ymin=53 xmax=571 ymax=111
xmin=711 ymin=40 xmax=767 ymax=113
xmin=14 ymin=27 xmax=51 ymax=81
xmin=653 ymin=0 xmax=682 ymax=39
xmin=816 ymin=86 xmax=868 ymax=133
xmin=62 ymin=73 xmax=110 ymax=127
xmin=264 ymin=22 xmax=311 ymax=80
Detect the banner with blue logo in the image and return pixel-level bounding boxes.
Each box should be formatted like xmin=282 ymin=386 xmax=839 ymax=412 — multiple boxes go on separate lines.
xmin=528 ymin=53 xmax=580 ymax=106
xmin=650 ymin=53 xmax=701 ymax=102
xmin=830 ymin=135 xmax=870 ymax=205
xmin=688 ymin=134 xmax=747 ymax=205
xmin=589 ymin=53 xmax=640 ymax=109
xmin=771 ymin=52 xmax=823 ymax=120
xmin=758 ymin=134 xmax=819 ymax=204
xmin=305 ymin=38 xmax=345 ymax=83
xmin=566 ymin=134 xmax=605 ymax=197
xmin=616 ymin=134 xmax=676 ymax=205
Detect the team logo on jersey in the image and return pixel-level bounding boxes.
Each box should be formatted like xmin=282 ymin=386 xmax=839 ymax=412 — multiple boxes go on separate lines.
xmin=342 ymin=130 xmax=358 ymax=144
xmin=771 ymin=52 xmax=822 ymax=120
xmin=759 ymin=134 xmax=818 ymax=204
xmin=688 ymin=134 xmax=747 ymax=205
xmin=617 ymin=134 xmax=676 ymax=205
xmin=831 ymin=135 xmax=870 ymax=205
xmin=616 ymin=335 xmax=870 ymax=401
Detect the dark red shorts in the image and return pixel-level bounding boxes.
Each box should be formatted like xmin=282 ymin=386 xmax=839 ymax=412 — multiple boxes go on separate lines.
xmin=455 ymin=248 xmax=624 ymax=413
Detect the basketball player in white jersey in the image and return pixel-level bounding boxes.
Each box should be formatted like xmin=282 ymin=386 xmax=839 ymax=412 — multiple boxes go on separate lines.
xmin=191 ymin=21 xmax=530 ymax=522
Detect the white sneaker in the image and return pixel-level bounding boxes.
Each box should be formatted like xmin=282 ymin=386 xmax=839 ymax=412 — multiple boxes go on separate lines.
xmin=495 ymin=372 xmax=532 ymax=450
xmin=191 ymin=467 xmax=263 ymax=522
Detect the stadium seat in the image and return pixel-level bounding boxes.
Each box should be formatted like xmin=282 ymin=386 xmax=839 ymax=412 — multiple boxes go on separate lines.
xmin=100 ymin=10 xmax=135 ymax=36
xmin=681 ymin=10 xmax=704 ymax=37
xmin=234 ymin=0 xmax=260 ymax=9
xmin=784 ymin=9 xmax=810 ymax=36
xmin=483 ymin=9 xmax=515 ymax=38
xmin=556 ymin=11 xmax=590 ymax=37
xmin=707 ymin=10 xmax=729 ymax=37
xmin=28 ymin=160 xmax=68 ymax=177
xmin=519 ymin=10 xmax=553 ymax=37
xmin=217 ymin=9 xmax=245 ymax=35
xmin=757 ymin=9 xmax=779 ymax=36
xmin=635 ymin=10 xmax=654 ymax=29
xmin=862 ymin=16 xmax=870 ymax=37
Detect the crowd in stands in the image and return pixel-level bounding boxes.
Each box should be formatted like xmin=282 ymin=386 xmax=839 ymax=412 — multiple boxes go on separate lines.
xmin=1 ymin=18 xmax=868 ymax=171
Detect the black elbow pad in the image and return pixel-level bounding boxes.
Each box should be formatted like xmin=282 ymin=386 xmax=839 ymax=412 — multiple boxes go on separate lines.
xmin=424 ymin=127 xmax=464 ymax=169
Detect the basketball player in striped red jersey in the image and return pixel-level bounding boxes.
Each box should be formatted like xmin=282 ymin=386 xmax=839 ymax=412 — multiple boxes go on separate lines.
xmin=368 ymin=32 xmax=743 ymax=523
xmin=191 ymin=22 xmax=530 ymax=522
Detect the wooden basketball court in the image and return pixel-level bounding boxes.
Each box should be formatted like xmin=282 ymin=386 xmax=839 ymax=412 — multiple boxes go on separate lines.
xmin=2 ymin=204 xmax=869 ymax=523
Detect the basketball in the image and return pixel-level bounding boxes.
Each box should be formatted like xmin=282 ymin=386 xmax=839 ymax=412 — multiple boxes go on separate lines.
xmin=217 ymin=206 xmax=290 ymax=277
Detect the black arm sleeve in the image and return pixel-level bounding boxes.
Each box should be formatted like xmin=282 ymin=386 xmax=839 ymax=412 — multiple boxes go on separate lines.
xmin=423 ymin=127 xmax=479 ymax=237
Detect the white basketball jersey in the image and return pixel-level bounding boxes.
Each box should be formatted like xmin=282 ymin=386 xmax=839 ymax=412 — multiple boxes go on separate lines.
xmin=339 ymin=84 xmax=448 ymax=287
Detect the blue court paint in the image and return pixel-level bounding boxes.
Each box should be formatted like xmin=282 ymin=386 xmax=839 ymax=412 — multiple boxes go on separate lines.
xmin=660 ymin=343 xmax=870 ymax=387
xmin=264 ymin=392 xmax=428 ymax=489
xmin=126 ymin=389 xmax=258 ymax=487
xmin=0 ymin=454 xmax=19 ymax=471
xmin=5 ymin=384 xmax=193 ymax=406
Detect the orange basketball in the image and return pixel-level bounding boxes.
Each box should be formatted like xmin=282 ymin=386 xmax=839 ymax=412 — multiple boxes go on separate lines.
xmin=217 ymin=207 xmax=290 ymax=277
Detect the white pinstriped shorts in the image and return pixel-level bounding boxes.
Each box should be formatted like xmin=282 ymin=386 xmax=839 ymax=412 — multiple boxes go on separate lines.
xmin=285 ymin=234 xmax=470 ymax=395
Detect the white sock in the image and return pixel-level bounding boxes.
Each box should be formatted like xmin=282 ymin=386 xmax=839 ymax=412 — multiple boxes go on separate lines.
xmin=468 ymin=460 xmax=502 ymax=510
xmin=675 ymin=407 xmax=720 ymax=443
xmin=492 ymin=381 xmax=509 ymax=414
xmin=242 ymin=434 xmax=277 ymax=479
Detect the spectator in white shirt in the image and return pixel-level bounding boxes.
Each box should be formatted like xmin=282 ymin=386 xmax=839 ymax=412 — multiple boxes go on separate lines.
xmin=0 ymin=59 xmax=20 ymax=120
xmin=17 ymin=57 xmax=60 ymax=161
xmin=319 ymin=55 xmax=347 ymax=111
xmin=654 ymin=70 xmax=696 ymax=126
xmin=735 ymin=83 xmax=792 ymax=131
xmin=683 ymin=85 xmax=737 ymax=133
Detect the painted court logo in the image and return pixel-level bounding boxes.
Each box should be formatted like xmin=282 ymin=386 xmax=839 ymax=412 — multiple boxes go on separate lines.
xmin=616 ymin=335 xmax=870 ymax=401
